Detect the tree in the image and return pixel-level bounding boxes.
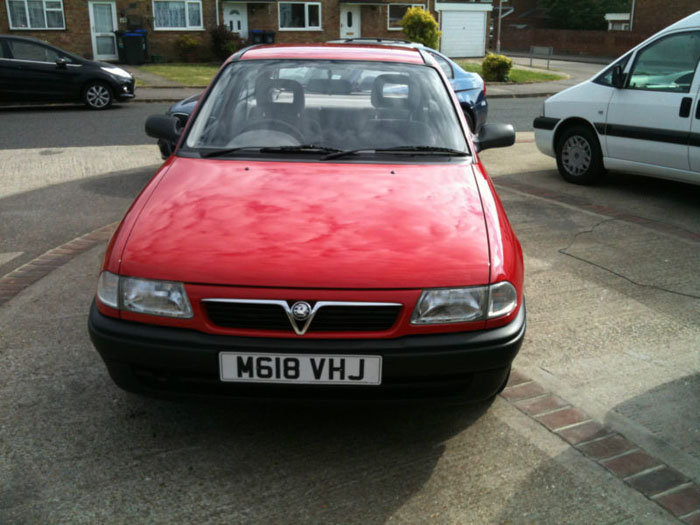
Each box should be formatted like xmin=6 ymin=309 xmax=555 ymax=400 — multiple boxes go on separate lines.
xmin=401 ymin=7 xmax=441 ymax=50
xmin=541 ymin=0 xmax=630 ymax=30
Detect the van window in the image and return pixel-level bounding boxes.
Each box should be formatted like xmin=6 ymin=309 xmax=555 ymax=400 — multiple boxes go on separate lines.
xmin=627 ymin=31 xmax=700 ymax=93
xmin=595 ymin=53 xmax=631 ymax=86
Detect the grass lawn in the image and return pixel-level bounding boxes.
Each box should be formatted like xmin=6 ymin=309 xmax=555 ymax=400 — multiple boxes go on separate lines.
xmin=135 ymin=60 xmax=564 ymax=87
xmin=137 ymin=63 xmax=220 ymax=87
xmin=455 ymin=60 xmax=566 ymax=83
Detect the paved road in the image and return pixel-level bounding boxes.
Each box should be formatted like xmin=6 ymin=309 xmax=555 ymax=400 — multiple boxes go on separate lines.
xmin=0 ymin=98 xmax=544 ymax=150
xmin=489 ymin=97 xmax=546 ymax=132
xmin=0 ymin=103 xmax=171 ymax=149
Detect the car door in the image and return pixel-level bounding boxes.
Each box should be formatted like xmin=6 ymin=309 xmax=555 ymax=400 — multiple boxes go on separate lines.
xmin=5 ymin=39 xmax=78 ymax=100
xmin=0 ymin=38 xmax=25 ymax=100
xmin=690 ymin=79 xmax=700 ymax=176
xmin=605 ymin=30 xmax=700 ymax=173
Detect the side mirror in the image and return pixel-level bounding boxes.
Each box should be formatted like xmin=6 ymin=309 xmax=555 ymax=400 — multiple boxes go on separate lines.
xmin=55 ymin=57 xmax=67 ymax=69
xmin=474 ymin=123 xmax=516 ymax=152
xmin=145 ymin=115 xmax=182 ymax=144
xmin=611 ymin=64 xmax=625 ymax=88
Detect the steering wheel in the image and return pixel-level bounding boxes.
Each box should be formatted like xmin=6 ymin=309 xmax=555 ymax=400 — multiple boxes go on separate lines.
xmin=239 ymin=119 xmax=304 ymax=143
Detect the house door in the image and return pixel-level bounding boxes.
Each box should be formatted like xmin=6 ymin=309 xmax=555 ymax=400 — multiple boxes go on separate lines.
xmin=223 ymin=3 xmax=248 ymax=39
xmin=340 ymin=5 xmax=361 ymax=39
xmin=89 ymin=1 xmax=118 ymax=61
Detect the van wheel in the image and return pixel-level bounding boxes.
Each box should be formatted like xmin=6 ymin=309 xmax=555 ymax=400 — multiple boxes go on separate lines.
xmin=555 ymin=125 xmax=605 ymax=185
xmin=83 ymin=82 xmax=113 ymax=110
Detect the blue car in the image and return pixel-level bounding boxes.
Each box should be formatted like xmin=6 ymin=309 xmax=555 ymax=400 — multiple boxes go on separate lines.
xmin=157 ymin=39 xmax=488 ymax=158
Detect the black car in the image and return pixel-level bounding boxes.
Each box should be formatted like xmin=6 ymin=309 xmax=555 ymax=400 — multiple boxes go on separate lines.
xmin=0 ymin=35 xmax=135 ymax=109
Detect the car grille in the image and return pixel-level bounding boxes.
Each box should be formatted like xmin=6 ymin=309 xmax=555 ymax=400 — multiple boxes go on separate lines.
xmin=203 ymin=301 xmax=401 ymax=333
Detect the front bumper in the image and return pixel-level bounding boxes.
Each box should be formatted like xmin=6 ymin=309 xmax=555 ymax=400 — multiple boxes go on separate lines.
xmin=533 ymin=117 xmax=559 ymax=158
xmin=88 ymin=300 xmax=525 ymax=402
xmin=113 ymin=79 xmax=135 ymax=101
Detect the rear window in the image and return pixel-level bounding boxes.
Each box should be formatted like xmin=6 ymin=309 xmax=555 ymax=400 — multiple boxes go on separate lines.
xmin=185 ymin=59 xmax=468 ymax=154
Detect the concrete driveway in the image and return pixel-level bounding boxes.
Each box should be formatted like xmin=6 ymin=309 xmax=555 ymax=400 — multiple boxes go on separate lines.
xmin=1 ymin=134 xmax=698 ymax=523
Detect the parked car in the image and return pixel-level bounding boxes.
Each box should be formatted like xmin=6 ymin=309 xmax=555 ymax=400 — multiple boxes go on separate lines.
xmin=534 ymin=11 xmax=700 ymax=185
xmin=156 ymin=39 xmax=488 ymax=158
xmin=88 ymin=43 xmax=523 ymax=403
xmin=0 ymin=35 xmax=134 ymax=109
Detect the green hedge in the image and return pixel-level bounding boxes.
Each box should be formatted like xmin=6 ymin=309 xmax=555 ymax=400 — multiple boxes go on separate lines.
xmin=482 ymin=53 xmax=513 ymax=82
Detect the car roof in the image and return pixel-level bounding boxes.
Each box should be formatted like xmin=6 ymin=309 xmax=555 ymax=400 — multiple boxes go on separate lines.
xmin=0 ymin=34 xmax=48 ymax=44
xmin=239 ymin=44 xmax=425 ymax=64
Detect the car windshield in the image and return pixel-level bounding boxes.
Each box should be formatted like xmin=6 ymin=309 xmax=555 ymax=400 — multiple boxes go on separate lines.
xmin=185 ymin=59 xmax=469 ymax=156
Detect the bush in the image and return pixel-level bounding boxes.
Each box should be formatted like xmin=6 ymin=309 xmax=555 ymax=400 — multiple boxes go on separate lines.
xmin=210 ymin=24 xmax=236 ymax=61
xmin=400 ymin=7 xmax=441 ymax=49
xmin=174 ymin=34 xmax=203 ymax=62
xmin=482 ymin=53 xmax=513 ymax=82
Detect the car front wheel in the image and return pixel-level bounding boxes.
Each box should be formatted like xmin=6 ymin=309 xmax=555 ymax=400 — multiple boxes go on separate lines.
xmin=555 ymin=125 xmax=605 ymax=185
xmin=83 ymin=82 xmax=113 ymax=110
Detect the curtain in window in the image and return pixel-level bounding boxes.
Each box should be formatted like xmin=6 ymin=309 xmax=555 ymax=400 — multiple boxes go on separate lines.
xmin=8 ymin=1 xmax=28 ymax=28
xmin=27 ymin=0 xmax=46 ymax=28
xmin=93 ymin=4 xmax=114 ymax=33
xmin=187 ymin=2 xmax=202 ymax=27
xmin=45 ymin=0 xmax=65 ymax=28
xmin=155 ymin=1 xmax=187 ymax=28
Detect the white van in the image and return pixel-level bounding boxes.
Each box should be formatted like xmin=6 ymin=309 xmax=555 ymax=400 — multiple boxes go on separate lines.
xmin=534 ymin=11 xmax=700 ymax=185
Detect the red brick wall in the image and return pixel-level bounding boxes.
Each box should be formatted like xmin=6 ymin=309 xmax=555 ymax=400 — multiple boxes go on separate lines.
xmin=501 ymin=28 xmax=645 ymax=59
xmin=632 ymin=0 xmax=698 ymax=35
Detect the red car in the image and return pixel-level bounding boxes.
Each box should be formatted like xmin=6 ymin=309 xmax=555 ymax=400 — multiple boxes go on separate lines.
xmin=88 ymin=44 xmax=524 ymax=403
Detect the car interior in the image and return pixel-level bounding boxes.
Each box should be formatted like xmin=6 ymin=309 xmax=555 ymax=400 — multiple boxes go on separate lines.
xmin=188 ymin=62 xmax=462 ymax=152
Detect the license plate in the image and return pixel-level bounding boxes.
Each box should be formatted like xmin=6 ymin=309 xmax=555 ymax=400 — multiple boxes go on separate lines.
xmin=219 ymin=352 xmax=382 ymax=385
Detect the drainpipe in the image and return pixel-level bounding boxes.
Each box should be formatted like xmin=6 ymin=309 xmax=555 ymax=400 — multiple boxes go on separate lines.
xmin=216 ymin=0 xmax=220 ymax=26
xmin=630 ymin=0 xmax=635 ymax=31
xmin=496 ymin=3 xmax=514 ymax=54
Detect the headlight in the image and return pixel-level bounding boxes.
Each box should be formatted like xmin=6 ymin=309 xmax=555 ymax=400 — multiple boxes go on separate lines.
xmin=539 ymin=102 xmax=545 ymax=118
xmin=411 ymin=282 xmax=517 ymax=325
xmin=96 ymin=272 xmax=193 ymax=318
xmin=101 ymin=66 xmax=132 ymax=79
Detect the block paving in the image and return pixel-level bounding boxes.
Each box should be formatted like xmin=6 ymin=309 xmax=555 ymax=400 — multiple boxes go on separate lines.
xmin=501 ymin=373 xmax=700 ymax=523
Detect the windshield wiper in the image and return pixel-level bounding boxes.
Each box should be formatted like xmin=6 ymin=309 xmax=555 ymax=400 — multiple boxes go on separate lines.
xmin=200 ymin=145 xmax=341 ymax=158
xmin=321 ymin=146 xmax=469 ymax=161
xmin=199 ymin=146 xmax=262 ymax=158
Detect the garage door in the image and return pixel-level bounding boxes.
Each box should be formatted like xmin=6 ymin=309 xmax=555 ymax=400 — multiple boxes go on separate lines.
xmin=440 ymin=11 xmax=486 ymax=58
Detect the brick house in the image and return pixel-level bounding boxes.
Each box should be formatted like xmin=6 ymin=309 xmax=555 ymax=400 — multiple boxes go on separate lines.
xmin=0 ymin=0 xmax=493 ymax=61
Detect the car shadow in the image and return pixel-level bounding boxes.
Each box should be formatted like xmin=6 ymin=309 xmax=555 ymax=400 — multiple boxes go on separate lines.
xmin=110 ymin=395 xmax=493 ymax=522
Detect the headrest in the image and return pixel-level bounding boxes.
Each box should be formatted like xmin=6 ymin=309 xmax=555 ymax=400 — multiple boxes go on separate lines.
xmin=255 ymin=76 xmax=304 ymax=115
xmin=371 ymin=74 xmax=420 ymax=111
xmin=307 ymin=78 xmax=352 ymax=95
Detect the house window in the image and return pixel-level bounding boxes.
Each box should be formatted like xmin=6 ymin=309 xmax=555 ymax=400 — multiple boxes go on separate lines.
xmin=153 ymin=0 xmax=203 ymax=30
xmin=7 ymin=0 xmax=65 ymax=30
xmin=387 ymin=4 xmax=424 ymax=31
xmin=278 ymin=2 xmax=321 ymax=31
